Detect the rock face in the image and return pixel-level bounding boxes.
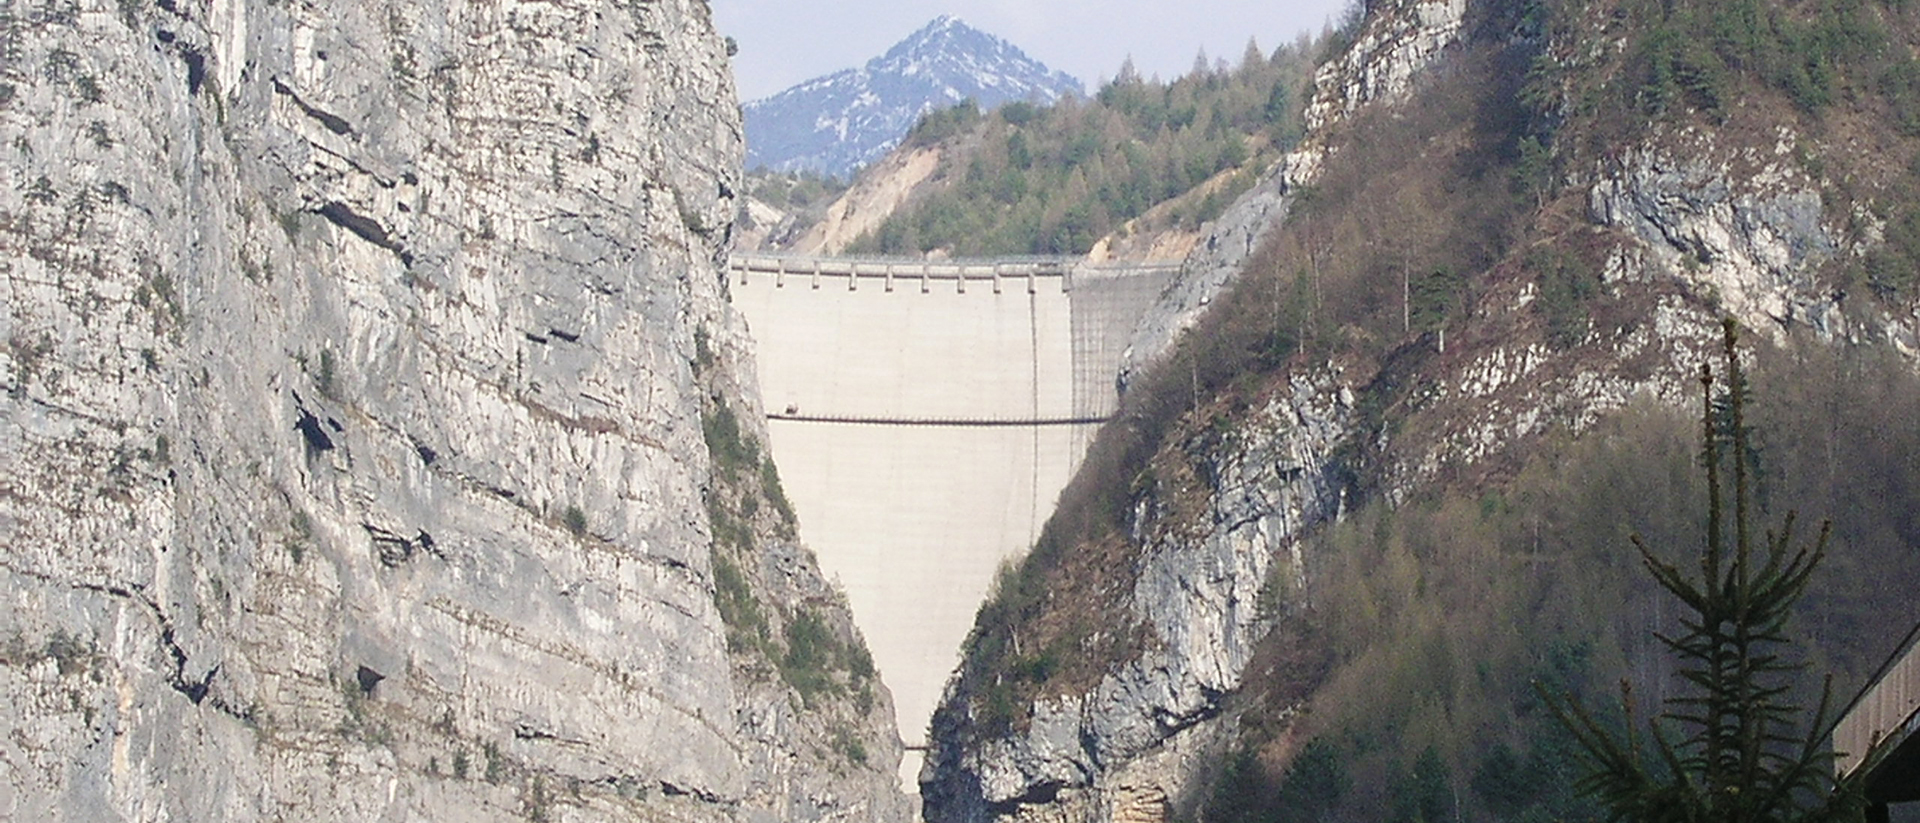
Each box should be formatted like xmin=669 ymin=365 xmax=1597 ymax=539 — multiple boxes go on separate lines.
xmin=1585 ymin=129 xmax=1920 ymax=351
xmin=1286 ymin=0 xmax=1468 ymax=188
xmin=782 ymin=146 xmax=945 ymax=255
xmin=0 ymin=1 xmax=907 ymax=821
xmin=921 ymin=374 xmax=1351 ymax=823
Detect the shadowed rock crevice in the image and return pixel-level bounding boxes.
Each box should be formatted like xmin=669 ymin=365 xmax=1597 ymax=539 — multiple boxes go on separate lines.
xmin=355 ymin=665 xmax=385 ymax=694
xmin=315 ymin=201 xmax=412 ymax=267
xmin=363 ymin=524 xmax=440 ymax=567
xmin=63 ymin=579 xmax=230 ymax=713
xmin=294 ymin=409 xmax=335 ymax=453
xmin=271 ymin=78 xmax=355 ymax=136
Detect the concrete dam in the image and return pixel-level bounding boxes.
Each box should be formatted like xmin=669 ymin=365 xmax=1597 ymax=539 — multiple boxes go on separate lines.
xmin=727 ymin=253 xmax=1178 ymax=782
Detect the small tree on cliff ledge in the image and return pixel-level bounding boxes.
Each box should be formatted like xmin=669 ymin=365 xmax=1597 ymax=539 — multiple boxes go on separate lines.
xmin=1544 ymin=320 xmax=1871 ymax=823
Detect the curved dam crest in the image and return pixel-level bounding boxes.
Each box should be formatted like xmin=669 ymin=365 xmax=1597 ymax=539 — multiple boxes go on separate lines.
xmin=728 ymin=254 xmax=1178 ymax=786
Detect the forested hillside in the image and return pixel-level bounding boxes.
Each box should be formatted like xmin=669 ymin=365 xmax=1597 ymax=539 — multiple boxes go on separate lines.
xmin=844 ymin=37 xmax=1329 ymax=256
xmin=923 ymin=0 xmax=1920 ymax=820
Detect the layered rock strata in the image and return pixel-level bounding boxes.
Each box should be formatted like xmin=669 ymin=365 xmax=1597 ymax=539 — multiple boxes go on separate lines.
xmin=0 ymin=1 xmax=906 ymax=820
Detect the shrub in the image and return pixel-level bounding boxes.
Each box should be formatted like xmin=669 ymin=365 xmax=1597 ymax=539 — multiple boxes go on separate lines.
xmin=701 ymin=402 xmax=757 ymax=483
xmin=779 ymin=609 xmax=842 ymax=700
xmin=710 ymin=552 xmax=767 ymax=651
xmin=760 ymin=459 xmax=796 ymax=529
xmin=318 ymin=348 xmax=337 ymax=396
xmin=483 ymin=741 xmax=504 ymax=783
xmin=833 ymin=725 xmax=870 ymax=765
xmin=1530 ymin=245 xmax=1600 ymax=348
xmin=1863 ymin=208 xmax=1920 ymax=301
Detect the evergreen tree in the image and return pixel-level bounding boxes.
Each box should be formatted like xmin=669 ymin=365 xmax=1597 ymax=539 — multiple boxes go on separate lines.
xmin=1543 ymin=320 xmax=1873 ymax=823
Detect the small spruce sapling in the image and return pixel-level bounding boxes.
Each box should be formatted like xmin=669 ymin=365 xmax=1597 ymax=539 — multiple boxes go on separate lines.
xmin=1541 ymin=320 xmax=1874 ymax=823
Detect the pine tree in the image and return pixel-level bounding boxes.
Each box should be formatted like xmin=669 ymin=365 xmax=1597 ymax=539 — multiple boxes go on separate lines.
xmin=1543 ymin=320 xmax=1872 ymax=823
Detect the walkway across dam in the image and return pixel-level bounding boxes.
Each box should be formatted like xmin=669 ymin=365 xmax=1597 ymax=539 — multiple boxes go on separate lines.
xmin=728 ymin=252 xmax=1178 ymax=787
xmin=1836 ymin=621 xmax=1920 ymax=815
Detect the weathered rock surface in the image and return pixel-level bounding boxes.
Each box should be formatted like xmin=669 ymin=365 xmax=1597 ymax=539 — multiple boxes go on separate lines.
xmin=0 ymin=1 xmax=907 ymax=820
xmin=1286 ymin=0 xmax=1468 ymax=188
xmin=1588 ymin=128 xmax=1917 ymax=354
xmin=1115 ymin=171 xmax=1291 ymax=395
xmin=922 ymin=375 xmax=1350 ymax=823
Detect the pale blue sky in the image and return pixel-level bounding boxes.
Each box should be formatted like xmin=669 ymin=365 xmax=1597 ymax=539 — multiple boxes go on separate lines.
xmin=711 ymin=0 xmax=1354 ymax=102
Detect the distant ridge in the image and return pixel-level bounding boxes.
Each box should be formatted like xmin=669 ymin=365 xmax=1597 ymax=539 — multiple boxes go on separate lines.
xmin=744 ymin=16 xmax=1083 ymax=178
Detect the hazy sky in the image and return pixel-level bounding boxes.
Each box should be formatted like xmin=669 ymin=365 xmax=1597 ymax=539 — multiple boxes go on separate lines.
xmin=711 ymin=0 xmax=1354 ymax=102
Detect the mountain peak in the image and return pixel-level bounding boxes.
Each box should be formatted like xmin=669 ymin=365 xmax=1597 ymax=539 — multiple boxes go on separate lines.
xmin=903 ymin=14 xmax=972 ymax=43
xmin=745 ymin=17 xmax=1082 ymax=178
xmin=883 ymin=15 xmax=995 ymax=63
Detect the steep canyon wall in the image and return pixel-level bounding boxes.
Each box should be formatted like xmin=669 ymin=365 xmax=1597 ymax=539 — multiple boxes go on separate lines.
xmin=0 ymin=1 xmax=906 ymax=820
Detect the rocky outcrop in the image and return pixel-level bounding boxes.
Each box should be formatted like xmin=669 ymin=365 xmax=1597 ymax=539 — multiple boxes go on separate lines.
xmin=1588 ymin=128 xmax=1918 ymax=354
xmin=922 ymin=375 xmax=1350 ymax=823
xmin=1286 ymin=0 xmax=1468 ymax=187
xmin=1117 ymin=0 xmax=1470 ymax=391
xmin=1116 ymin=171 xmax=1292 ymax=395
xmin=788 ymin=146 xmax=944 ymax=255
xmin=1591 ymin=131 xmax=1840 ymax=329
xmin=0 ymin=1 xmax=906 ymax=821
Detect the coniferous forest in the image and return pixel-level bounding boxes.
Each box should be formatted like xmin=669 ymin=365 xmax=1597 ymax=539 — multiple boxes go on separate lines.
xmin=848 ymin=37 xmax=1327 ymax=256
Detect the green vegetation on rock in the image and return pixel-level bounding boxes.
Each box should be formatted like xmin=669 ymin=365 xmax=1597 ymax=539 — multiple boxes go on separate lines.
xmin=1189 ymin=341 xmax=1920 ymax=823
xmin=691 ymin=340 xmax=876 ymax=718
xmin=934 ymin=1 xmax=1920 ymax=818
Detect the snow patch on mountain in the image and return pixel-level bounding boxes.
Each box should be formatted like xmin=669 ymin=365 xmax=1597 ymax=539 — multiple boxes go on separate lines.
xmin=744 ymin=15 xmax=1083 ymax=178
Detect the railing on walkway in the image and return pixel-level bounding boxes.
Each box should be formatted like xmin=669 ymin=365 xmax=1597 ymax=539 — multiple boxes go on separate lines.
xmin=728 ymin=252 xmax=1181 ymax=294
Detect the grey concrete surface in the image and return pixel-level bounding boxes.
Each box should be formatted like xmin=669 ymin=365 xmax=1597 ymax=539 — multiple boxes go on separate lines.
xmin=729 ymin=260 xmax=1173 ymax=789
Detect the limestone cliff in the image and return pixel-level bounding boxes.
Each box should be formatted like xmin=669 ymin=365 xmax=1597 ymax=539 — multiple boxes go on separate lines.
xmin=0 ymin=1 xmax=907 ymax=821
xmin=922 ymin=0 xmax=1920 ymax=818
xmin=921 ymin=374 xmax=1351 ymax=823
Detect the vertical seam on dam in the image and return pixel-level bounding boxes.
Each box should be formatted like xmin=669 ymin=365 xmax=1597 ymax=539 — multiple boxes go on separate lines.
xmin=1029 ymin=289 xmax=1043 ymax=551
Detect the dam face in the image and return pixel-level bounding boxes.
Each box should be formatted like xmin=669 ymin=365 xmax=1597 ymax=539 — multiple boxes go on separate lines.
xmin=728 ymin=256 xmax=1175 ymax=787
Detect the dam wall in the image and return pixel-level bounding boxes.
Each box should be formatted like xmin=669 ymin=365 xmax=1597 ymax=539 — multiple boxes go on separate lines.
xmin=727 ymin=255 xmax=1176 ymax=785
